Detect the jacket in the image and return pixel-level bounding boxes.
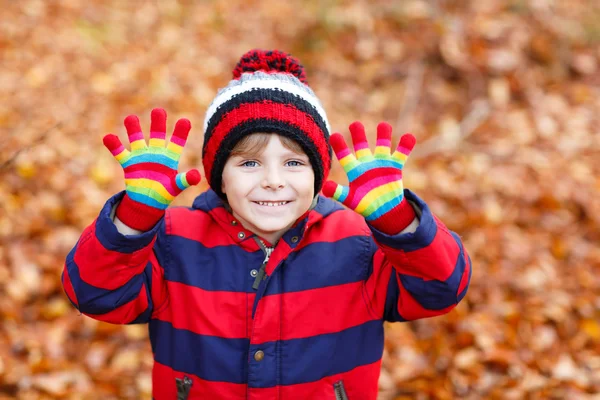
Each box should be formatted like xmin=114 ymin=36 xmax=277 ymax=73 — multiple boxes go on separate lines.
xmin=62 ymin=189 xmax=471 ymax=400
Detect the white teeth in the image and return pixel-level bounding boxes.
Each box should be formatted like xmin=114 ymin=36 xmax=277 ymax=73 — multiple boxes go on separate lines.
xmin=256 ymin=201 xmax=288 ymax=207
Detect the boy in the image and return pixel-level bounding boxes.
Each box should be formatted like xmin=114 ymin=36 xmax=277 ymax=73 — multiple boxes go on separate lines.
xmin=63 ymin=49 xmax=471 ymax=400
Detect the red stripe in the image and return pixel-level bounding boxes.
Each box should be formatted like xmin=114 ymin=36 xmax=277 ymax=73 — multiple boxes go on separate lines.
xmin=204 ymin=101 xmax=330 ymax=184
xmin=62 ymin=267 xmax=79 ymax=307
xmin=167 ymin=207 xmax=259 ymax=249
xmin=350 ymin=166 xmax=399 ymax=192
xmin=247 ymin=360 xmax=381 ymax=400
xmin=167 ymin=203 xmax=360 ymax=253
xmin=74 ymin=223 xmax=154 ymax=290
xmin=84 ymin=283 xmax=149 ymax=324
xmin=168 ymin=207 xmax=261 ymax=252
xmin=152 ymin=361 xmax=247 ymax=400
xmin=264 ymin=238 xmax=292 ymax=276
xmin=251 ymin=281 xmax=377 ymax=344
xmin=123 ymin=162 xmax=174 ymax=175
xmin=377 ymin=219 xmax=460 ymax=282
xmin=348 ymin=169 xmax=403 ymax=210
xmin=295 ymin=209 xmax=370 ymax=251
xmin=154 ymin=281 xmax=253 ymax=339
xmin=167 ymin=208 xmax=229 ymax=245
xmin=156 ymin=280 xmax=377 ymax=342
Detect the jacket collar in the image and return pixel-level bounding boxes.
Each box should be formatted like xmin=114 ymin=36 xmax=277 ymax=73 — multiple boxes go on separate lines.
xmin=191 ymin=189 xmax=343 ymax=249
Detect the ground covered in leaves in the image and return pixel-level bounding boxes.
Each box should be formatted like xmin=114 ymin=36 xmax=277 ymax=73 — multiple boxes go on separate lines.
xmin=1 ymin=0 xmax=599 ymax=399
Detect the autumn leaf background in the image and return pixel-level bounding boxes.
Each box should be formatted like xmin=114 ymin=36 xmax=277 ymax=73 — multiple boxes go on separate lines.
xmin=1 ymin=0 xmax=599 ymax=399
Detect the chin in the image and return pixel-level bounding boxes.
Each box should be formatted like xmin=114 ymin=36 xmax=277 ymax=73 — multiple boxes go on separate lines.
xmin=251 ymin=218 xmax=294 ymax=233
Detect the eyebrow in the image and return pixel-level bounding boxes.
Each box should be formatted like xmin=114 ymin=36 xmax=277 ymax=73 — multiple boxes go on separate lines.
xmin=280 ymin=151 xmax=308 ymax=158
xmin=233 ymin=151 xmax=308 ymax=159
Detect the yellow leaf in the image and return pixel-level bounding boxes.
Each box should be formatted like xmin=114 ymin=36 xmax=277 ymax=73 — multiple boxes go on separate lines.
xmin=581 ymin=320 xmax=600 ymax=340
xmin=16 ymin=161 xmax=36 ymax=179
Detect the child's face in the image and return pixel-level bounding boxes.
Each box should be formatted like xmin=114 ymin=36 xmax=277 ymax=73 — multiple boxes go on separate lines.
xmin=221 ymin=134 xmax=315 ymax=244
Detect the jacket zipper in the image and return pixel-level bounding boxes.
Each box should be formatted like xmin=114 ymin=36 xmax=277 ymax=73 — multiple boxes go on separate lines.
xmin=175 ymin=376 xmax=193 ymax=400
xmin=252 ymin=238 xmax=273 ymax=290
xmin=333 ymin=380 xmax=349 ymax=400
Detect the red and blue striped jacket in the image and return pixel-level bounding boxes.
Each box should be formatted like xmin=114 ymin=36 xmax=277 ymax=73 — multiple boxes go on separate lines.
xmin=62 ymin=189 xmax=471 ymax=400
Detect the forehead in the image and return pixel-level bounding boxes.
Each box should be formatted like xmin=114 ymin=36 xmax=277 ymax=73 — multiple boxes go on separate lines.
xmin=234 ymin=133 xmax=308 ymax=157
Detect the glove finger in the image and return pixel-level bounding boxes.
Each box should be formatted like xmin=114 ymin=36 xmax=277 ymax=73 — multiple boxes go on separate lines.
xmin=167 ymin=118 xmax=191 ymax=160
xmin=374 ymin=122 xmax=392 ymax=157
xmin=124 ymin=115 xmax=147 ymax=151
xmin=330 ymin=133 xmax=358 ymax=175
xmin=103 ymin=134 xmax=130 ymax=165
xmin=173 ymin=169 xmax=201 ymax=194
xmin=322 ymin=180 xmax=350 ymax=205
xmin=349 ymin=121 xmax=372 ymax=159
xmin=392 ymin=133 xmax=417 ymax=167
xmin=149 ymin=108 xmax=167 ymax=148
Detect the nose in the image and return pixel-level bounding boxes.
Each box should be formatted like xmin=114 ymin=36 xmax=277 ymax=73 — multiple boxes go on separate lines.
xmin=261 ymin=165 xmax=285 ymax=190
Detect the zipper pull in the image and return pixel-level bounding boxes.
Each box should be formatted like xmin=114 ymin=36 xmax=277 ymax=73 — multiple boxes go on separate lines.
xmin=252 ymin=247 xmax=273 ymax=290
xmin=333 ymin=380 xmax=349 ymax=400
xmin=175 ymin=376 xmax=193 ymax=400
xmin=252 ymin=262 xmax=266 ymax=290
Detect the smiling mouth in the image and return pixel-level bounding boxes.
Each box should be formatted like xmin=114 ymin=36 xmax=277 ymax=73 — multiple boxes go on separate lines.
xmin=253 ymin=201 xmax=292 ymax=207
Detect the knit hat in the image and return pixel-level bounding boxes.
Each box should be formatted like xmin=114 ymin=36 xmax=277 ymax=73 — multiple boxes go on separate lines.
xmin=202 ymin=49 xmax=332 ymax=198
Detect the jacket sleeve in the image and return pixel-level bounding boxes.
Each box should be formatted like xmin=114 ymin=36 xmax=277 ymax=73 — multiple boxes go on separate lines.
xmin=61 ymin=191 xmax=169 ymax=325
xmin=362 ymin=189 xmax=471 ymax=322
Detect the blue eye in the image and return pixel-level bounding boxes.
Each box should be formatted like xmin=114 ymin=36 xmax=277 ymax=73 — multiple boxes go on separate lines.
xmin=241 ymin=160 xmax=258 ymax=167
xmin=286 ymin=160 xmax=303 ymax=167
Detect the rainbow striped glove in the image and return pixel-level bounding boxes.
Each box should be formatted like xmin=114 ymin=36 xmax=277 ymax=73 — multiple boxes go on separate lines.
xmin=103 ymin=108 xmax=201 ymax=231
xmin=322 ymin=121 xmax=416 ymax=234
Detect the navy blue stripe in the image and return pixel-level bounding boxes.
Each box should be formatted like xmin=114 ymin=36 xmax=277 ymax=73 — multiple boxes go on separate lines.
xmin=399 ymin=231 xmax=466 ymax=310
xmin=383 ymin=270 xmax=407 ymax=322
xmin=149 ymin=319 xmax=383 ymax=387
xmin=65 ymin=246 xmax=150 ymax=315
xmin=280 ymin=319 xmax=384 ymax=386
xmin=167 ymin=234 xmax=371 ymax=295
xmin=166 ymin=236 xmax=264 ymax=293
xmin=95 ymin=191 xmax=162 ymax=253
xmin=369 ymin=189 xmax=437 ymax=251
xmin=264 ymin=235 xmax=370 ymax=295
xmin=313 ymin=195 xmax=344 ymax=219
xmin=247 ymin=340 xmax=277 ymax=387
xmin=191 ymin=189 xmax=225 ymax=212
xmin=150 ymin=319 xmax=250 ymax=384
xmin=129 ymin=306 xmax=152 ymax=324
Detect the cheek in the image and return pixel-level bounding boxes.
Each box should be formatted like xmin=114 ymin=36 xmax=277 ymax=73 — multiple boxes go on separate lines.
xmin=221 ymin=168 xmax=233 ymax=194
xmin=224 ymin=175 xmax=259 ymax=205
xmin=296 ymin=172 xmax=315 ymax=198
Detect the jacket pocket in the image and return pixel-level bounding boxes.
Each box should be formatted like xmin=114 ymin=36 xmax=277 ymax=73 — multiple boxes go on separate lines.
xmin=175 ymin=376 xmax=193 ymax=400
xmin=333 ymin=380 xmax=349 ymax=400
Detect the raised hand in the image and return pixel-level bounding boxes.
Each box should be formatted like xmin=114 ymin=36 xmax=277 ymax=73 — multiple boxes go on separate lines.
xmin=103 ymin=108 xmax=201 ymax=231
xmin=322 ymin=121 xmax=416 ymax=234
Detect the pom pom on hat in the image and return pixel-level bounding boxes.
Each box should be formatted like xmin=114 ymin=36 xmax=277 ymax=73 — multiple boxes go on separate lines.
xmin=232 ymin=49 xmax=307 ymax=84
xmin=202 ymin=49 xmax=331 ymax=199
